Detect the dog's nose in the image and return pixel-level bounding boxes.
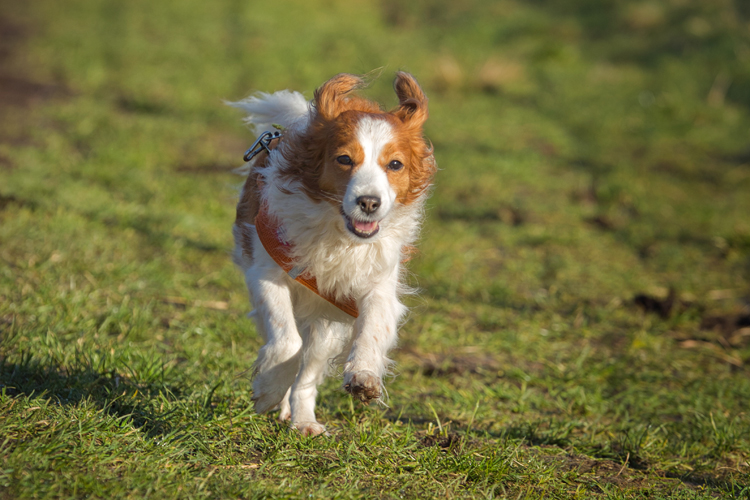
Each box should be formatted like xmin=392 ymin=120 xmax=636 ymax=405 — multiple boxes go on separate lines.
xmin=356 ymin=195 xmax=381 ymax=215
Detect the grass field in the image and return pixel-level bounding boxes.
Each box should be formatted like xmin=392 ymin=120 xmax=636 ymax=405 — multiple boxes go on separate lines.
xmin=1 ymin=0 xmax=750 ymax=498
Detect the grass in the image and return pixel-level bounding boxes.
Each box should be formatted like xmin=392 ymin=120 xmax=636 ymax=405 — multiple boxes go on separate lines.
xmin=1 ymin=0 xmax=750 ymax=497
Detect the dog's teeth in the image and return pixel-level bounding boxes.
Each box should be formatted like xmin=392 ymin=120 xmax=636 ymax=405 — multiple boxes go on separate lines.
xmin=346 ymin=217 xmax=380 ymax=238
xmin=353 ymin=220 xmax=378 ymax=233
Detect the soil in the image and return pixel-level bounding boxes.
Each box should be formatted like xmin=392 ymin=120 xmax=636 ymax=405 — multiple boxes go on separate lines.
xmin=0 ymin=8 xmax=69 ymax=148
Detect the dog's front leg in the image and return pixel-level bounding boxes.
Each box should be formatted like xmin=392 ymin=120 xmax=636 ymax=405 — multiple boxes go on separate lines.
xmin=248 ymin=263 xmax=303 ymax=415
xmin=343 ymin=272 xmax=406 ymax=404
xmin=289 ymin=319 xmax=348 ymax=436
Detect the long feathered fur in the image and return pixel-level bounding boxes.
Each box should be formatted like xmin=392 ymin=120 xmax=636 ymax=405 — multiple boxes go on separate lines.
xmin=230 ymin=72 xmax=435 ymax=436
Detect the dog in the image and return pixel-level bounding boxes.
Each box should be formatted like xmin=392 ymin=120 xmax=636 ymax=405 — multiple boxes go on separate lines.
xmin=230 ymin=72 xmax=436 ymax=436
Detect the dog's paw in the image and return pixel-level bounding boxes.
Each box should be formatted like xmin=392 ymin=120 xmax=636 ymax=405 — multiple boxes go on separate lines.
xmin=278 ymin=402 xmax=291 ymax=421
xmin=252 ymin=389 xmax=287 ymax=415
xmin=292 ymin=421 xmax=328 ymax=437
xmin=343 ymin=371 xmax=382 ymax=403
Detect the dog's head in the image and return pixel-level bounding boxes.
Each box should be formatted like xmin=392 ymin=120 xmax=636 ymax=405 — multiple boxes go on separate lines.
xmin=281 ymin=72 xmax=435 ymax=241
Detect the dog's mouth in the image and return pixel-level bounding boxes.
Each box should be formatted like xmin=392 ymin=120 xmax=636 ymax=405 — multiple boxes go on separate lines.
xmin=343 ymin=214 xmax=380 ymax=239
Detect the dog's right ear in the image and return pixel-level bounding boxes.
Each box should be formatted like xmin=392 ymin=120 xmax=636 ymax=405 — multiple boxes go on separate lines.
xmin=313 ymin=73 xmax=365 ymax=120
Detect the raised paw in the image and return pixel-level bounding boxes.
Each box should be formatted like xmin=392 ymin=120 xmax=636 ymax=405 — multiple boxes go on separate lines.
xmin=343 ymin=371 xmax=382 ymax=403
xmin=293 ymin=421 xmax=328 ymax=437
xmin=251 ymin=384 xmax=288 ymax=415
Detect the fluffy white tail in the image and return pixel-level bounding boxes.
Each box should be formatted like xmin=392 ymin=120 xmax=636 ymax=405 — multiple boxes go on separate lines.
xmin=228 ymin=90 xmax=311 ymax=137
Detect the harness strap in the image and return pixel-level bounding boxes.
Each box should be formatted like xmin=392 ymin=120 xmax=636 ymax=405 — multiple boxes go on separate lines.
xmin=255 ymin=205 xmax=359 ymax=318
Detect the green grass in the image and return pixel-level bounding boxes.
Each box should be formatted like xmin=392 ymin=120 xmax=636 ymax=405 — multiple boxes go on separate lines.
xmin=1 ymin=0 xmax=750 ymax=498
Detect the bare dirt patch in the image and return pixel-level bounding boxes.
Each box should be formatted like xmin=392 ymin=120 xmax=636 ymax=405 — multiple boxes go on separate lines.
xmin=419 ymin=431 xmax=463 ymax=450
xmin=633 ymin=288 xmax=677 ymax=318
xmin=0 ymin=73 xmax=67 ymax=108
xmin=701 ymin=311 xmax=750 ymax=338
xmin=399 ymin=346 xmax=501 ymax=377
xmin=548 ymin=451 xmax=652 ymax=490
xmin=0 ymin=8 xmax=71 ymax=146
xmin=0 ymin=153 xmax=14 ymax=170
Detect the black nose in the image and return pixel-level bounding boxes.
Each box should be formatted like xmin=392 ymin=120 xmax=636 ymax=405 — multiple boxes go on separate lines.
xmin=356 ymin=195 xmax=381 ymax=215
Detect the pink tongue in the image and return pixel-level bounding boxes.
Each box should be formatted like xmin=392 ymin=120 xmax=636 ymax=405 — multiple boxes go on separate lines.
xmin=353 ymin=220 xmax=378 ymax=232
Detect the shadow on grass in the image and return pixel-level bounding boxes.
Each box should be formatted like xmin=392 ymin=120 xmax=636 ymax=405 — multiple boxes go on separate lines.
xmin=0 ymin=351 xmax=186 ymax=438
xmin=501 ymin=422 xmax=748 ymax=494
xmin=91 ymin=209 xmax=225 ymax=254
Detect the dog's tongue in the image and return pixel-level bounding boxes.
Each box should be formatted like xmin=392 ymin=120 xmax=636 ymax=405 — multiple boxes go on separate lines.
xmin=353 ymin=220 xmax=378 ymax=232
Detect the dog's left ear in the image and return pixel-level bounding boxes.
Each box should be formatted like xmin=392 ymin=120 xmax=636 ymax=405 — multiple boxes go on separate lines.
xmin=393 ymin=72 xmax=428 ymax=128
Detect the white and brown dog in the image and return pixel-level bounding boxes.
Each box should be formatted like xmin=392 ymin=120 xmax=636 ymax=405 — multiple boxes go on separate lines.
xmin=231 ymin=72 xmax=435 ymax=436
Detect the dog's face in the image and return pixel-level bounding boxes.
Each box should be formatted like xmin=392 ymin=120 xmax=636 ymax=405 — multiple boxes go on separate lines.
xmin=281 ymin=73 xmax=435 ymax=242
xmin=319 ymin=111 xmax=418 ymax=239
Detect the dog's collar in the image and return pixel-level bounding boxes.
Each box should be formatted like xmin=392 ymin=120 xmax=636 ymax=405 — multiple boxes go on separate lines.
xmin=255 ymin=205 xmax=359 ymax=318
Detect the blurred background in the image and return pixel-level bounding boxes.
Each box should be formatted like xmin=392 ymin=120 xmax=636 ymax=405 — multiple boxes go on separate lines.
xmin=3 ymin=0 xmax=749 ymax=308
xmin=1 ymin=0 xmax=749 ymax=496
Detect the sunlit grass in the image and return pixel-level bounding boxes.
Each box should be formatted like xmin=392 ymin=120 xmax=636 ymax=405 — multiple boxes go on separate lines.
xmin=1 ymin=0 xmax=749 ymax=498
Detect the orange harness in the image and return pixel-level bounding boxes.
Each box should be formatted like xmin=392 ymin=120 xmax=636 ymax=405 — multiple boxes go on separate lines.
xmin=255 ymin=205 xmax=359 ymax=318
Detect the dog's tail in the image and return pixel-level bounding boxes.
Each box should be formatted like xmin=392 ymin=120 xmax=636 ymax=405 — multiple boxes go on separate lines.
xmin=228 ymin=90 xmax=311 ymax=137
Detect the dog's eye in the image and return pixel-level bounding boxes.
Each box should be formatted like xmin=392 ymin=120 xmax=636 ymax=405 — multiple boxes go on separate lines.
xmin=336 ymin=155 xmax=353 ymax=165
xmin=387 ymin=160 xmax=404 ymax=171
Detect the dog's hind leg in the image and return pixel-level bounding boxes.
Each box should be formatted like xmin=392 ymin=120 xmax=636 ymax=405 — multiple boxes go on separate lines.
xmin=247 ymin=263 xmax=303 ymax=415
xmin=290 ymin=319 xmax=347 ymax=437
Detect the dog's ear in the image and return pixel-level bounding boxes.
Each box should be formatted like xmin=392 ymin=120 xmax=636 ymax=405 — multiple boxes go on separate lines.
xmin=314 ymin=73 xmax=365 ymax=120
xmin=393 ymin=72 xmax=428 ymax=128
